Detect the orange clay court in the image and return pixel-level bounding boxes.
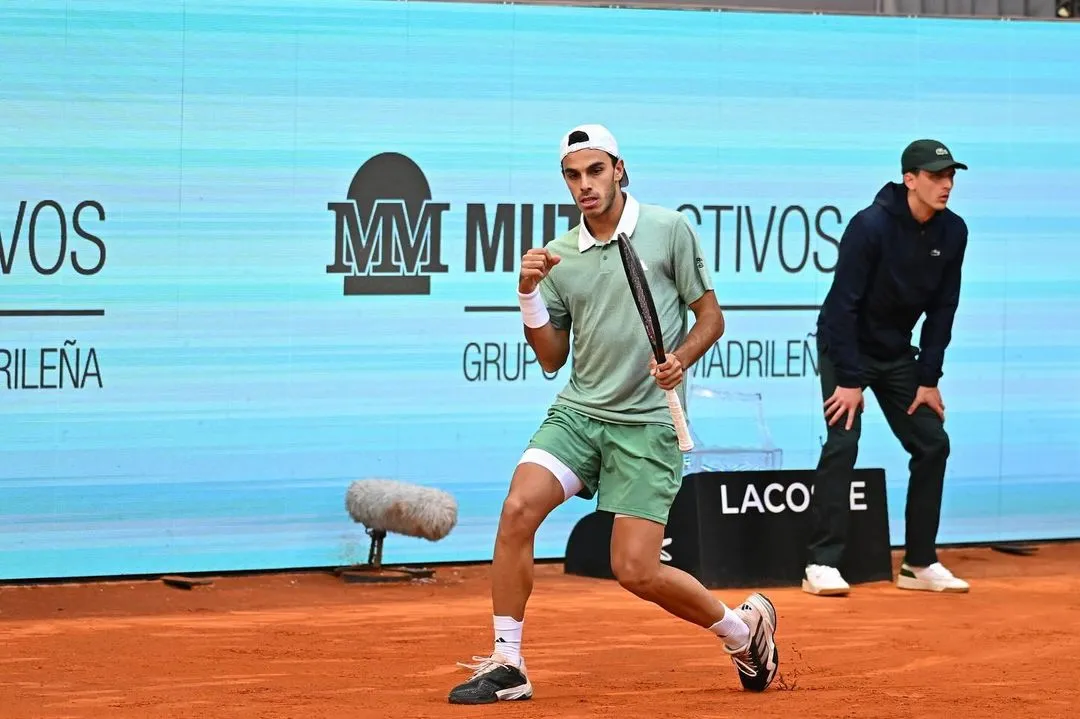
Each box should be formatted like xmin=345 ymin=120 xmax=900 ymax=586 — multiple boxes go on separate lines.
xmin=1 ymin=542 xmax=1077 ymax=719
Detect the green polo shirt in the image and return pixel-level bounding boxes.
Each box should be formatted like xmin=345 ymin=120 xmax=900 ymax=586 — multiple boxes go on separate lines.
xmin=538 ymin=195 xmax=713 ymax=426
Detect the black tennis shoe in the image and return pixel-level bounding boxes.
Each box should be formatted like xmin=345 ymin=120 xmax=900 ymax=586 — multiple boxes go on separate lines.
xmin=448 ymin=653 xmax=533 ymax=705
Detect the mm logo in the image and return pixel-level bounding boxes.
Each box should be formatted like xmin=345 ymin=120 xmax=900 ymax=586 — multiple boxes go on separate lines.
xmin=326 ymin=152 xmax=449 ymax=295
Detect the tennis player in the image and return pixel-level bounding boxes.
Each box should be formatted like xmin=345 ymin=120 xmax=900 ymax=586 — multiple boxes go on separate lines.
xmin=448 ymin=124 xmax=779 ymax=705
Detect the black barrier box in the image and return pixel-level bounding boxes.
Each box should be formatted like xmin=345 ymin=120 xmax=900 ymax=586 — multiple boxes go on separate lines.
xmin=564 ymin=468 xmax=892 ymax=589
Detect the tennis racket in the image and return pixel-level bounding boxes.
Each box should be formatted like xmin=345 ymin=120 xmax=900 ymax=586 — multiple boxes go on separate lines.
xmin=616 ymin=232 xmax=694 ymax=452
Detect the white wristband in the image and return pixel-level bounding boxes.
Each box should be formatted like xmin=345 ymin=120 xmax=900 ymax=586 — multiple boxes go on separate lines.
xmin=518 ymin=287 xmax=550 ymax=329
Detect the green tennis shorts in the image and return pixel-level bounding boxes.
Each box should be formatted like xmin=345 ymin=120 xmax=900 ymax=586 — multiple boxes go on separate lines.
xmin=526 ymin=404 xmax=684 ymax=525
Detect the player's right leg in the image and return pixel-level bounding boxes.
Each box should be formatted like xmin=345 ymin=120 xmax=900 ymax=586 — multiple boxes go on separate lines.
xmin=446 ymin=460 xmax=568 ymax=705
xmin=448 ymin=407 xmax=599 ymax=705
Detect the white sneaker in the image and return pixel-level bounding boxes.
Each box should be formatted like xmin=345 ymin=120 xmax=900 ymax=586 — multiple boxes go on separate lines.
xmin=724 ymin=593 xmax=779 ymax=692
xmin=802 ymin=564 xmax=851 ymax=596
xmin=896 ymin=562 xmax=970 ymax=593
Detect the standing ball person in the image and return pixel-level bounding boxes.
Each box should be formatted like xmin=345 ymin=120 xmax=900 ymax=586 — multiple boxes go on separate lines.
xmin=447 ymin=124 xmax=780 ymax=705
xmin=803 ymin=139 xmax=972 ymax=597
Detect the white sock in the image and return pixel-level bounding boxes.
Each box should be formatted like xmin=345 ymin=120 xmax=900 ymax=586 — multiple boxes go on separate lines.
xmin=493 ymin=615 xmax=523 ymax=665
xmin=709 ymin=605 xmax=750 ymax=651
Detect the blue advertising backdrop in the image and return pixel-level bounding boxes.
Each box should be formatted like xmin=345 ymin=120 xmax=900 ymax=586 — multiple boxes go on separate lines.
xmin=2 ymin=0 xmax=1078 ymax=580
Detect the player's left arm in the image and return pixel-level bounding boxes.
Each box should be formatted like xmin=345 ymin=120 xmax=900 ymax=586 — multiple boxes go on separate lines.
xmin=651 ymin=215 xmax=725 ymax=391
xmin=674 ymin=292 xmax=724 ymax=369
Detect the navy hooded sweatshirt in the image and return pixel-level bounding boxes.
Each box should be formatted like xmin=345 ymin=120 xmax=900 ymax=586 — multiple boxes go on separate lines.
xmin=817 ymin=181 xmax=968 ymax=389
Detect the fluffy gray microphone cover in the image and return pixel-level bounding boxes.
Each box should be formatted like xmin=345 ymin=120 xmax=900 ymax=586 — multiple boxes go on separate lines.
xmin=345 ymin=478 xmax=458 ymax=542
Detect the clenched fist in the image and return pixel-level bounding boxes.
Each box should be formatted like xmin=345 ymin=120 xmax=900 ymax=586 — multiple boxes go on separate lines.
xmin=518 ymin=248 xmax=562 ymax=294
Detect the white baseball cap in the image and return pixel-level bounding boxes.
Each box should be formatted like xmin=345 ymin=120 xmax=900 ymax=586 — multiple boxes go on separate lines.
xmin=559 ymin=123 xmax=629 ymax=187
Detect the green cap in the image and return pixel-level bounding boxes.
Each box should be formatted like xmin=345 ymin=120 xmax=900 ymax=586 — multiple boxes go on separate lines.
xmin=901 ymin=139 xmax=968 ymax=173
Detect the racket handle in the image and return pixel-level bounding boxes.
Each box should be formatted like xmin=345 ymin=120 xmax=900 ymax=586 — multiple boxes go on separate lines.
xmin=665 ymin=389 xmax=694 ymax=452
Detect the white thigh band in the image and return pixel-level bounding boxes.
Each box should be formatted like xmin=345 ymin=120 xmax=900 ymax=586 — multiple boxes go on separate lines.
xmin=518 ymin=447 xmax=585 ymax=501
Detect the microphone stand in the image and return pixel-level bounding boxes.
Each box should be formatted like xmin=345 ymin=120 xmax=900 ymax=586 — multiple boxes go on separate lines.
xmin=334 ymin=527 xmax=437 ymax=584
